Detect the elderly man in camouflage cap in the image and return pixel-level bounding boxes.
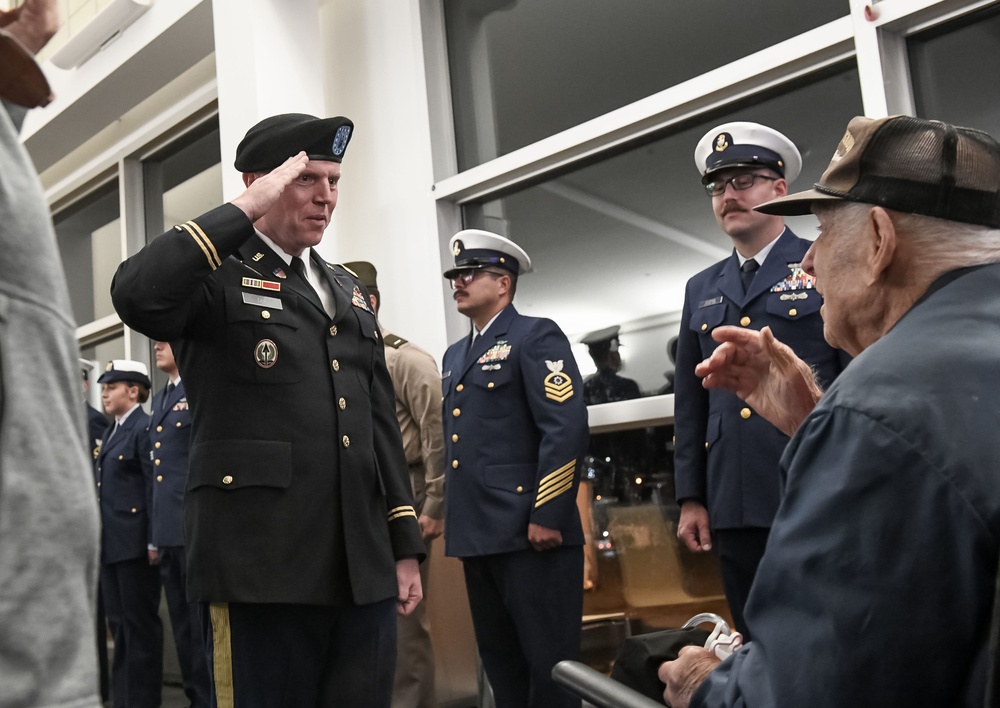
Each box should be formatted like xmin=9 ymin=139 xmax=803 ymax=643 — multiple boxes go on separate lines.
xmin=660 ymin=115 xmax=1000 ymax=708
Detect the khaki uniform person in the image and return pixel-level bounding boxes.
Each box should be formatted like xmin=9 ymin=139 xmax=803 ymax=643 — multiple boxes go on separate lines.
xmin=345 ymin=261 xmax=445 ymax=708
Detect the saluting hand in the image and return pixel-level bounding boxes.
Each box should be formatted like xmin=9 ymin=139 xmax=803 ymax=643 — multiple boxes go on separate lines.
xmin=230 ymin=151 xmax=309 ymax=223
xmin=696 ymin=325 xmax=823 ymax=437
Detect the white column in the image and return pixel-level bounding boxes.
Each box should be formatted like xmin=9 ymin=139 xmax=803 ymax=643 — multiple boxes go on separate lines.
xmin=211 ymin=0 xmax=326 ymax=201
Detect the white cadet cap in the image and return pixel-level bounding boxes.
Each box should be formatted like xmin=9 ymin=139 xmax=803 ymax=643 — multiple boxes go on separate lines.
xmin=444 ymin=229 xmax=532 ymax=279
xmin=694 ymin=121 xmax=802 ymax=185
xmin=97 ymin=359 xmax=151 ymax=388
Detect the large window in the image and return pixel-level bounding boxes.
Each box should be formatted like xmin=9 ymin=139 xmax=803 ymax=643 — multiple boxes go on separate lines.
xmin=54 ymin=181 xmax=121 ymax=328
xmin=908 ymin=6 xmax=1000 ymax=138
xmin=444 ymin=0 xmax=849 ymax=171
xmin=462 ymin=66 xmax=863 ymax=394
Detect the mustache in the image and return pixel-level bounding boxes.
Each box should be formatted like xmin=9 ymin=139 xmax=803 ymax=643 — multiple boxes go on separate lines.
xmin=720 ymin=202 xmax=747 ymax=217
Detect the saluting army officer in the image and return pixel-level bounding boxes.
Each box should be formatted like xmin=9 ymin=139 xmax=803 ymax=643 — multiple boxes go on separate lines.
xmin=344 ymin=260 xmax=444 ymax=708
xmin=95 ymin=360 xmax=163 ymax=708
xmin=148 ymin=341 xmax=211 ymax=707
xmin=673 ymin=122 xmax=849 ymax=638
xmin=441 ymin=230 xmax=589 ymax=708
xmin=111 ymin=113 xmax=425 ymax=707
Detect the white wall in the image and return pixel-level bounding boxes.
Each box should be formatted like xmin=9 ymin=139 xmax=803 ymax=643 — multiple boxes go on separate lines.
xmin=319 ymin=0 xmax=450 ymax=364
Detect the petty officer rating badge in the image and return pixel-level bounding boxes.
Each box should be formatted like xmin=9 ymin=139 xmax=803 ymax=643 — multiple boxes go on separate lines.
xmin=544 ymin=360 xmax=574 ymax=402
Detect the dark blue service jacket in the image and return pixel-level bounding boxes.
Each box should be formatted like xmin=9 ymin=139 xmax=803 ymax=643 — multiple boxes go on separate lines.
xmin=674 ymin=228 xmax=848 ymax=530
xmin=441 ymin=305 xmax=589 ymax=558
xmin=95 ymin=406 xmax=154 ymax=565
xmin=148 ymin=381 xmax=190 ymax=548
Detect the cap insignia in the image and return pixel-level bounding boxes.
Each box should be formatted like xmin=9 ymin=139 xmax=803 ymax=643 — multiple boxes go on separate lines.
xmin=715 ymin=133 xmax=729 ymax=152
xmin=331 ymin=125 xmax=351 ymax=157
xmin=105 ymin=362 xmax=113 ymax=371
xmin=453 ymin=240 xmax=463 ymax=257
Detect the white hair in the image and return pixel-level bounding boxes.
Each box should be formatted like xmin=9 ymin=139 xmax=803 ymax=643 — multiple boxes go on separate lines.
xmin=817 ymin=201 xmax=1000 ymax=272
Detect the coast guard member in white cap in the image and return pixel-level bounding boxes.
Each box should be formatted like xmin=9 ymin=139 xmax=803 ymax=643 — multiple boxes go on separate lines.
xmin=673 ymin=122 xmax=850 ymax=639
xmin=441 ymin=229 xmax=589 ymax=708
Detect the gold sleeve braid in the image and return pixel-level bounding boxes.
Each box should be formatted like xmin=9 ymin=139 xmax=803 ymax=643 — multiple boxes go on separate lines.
xmin=388 ymin=505 xmax=417 ymax=522
xmin=177 ymin=220 xmax=222 ymax=270
xmin=535 ymin=459 xmax=576 ymax=508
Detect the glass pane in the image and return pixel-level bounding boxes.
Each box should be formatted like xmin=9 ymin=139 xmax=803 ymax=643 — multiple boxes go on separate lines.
xmin=81 ymin=336 xmax=126 ymax=411
xmin=54 ymin=181 xmax=121 ymax=327
xmin=461 ymin=66 xmax=863 ymax=395
xmin=144 ymin=121 xmax=221 ymax=240
xmin=445 ymin=0 xmax=849 ymax=171
xmin=579 ymin=419 xmax=730 ymax=669
xmin=909 ymin=6 xmax=1000 ymax=138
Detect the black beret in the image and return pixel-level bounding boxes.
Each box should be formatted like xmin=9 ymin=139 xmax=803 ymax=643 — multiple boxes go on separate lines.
xmin=234 ymin=113 xmax=354 ymax=172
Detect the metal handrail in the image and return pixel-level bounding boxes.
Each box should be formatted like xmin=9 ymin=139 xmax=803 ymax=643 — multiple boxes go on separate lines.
xmin=552 ymin=660 xmax=665 ymax=708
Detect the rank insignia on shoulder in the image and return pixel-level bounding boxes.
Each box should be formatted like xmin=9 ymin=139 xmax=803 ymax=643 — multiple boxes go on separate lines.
xmin=479 ymin=341 xmax=512 ymax=364
xmin=351 ymin=286 xmax=371 ymax=312
xmin=242 ymin=277 xmax=282 ymax=292
xmin=544 ymin=360 xmax=574 ymax=402
xmin=770 ymin=262 xmax=817 ymax=292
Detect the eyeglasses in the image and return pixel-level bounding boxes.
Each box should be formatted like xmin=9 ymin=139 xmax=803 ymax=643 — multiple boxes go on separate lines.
xmin=704 ymin=173 xmax=779 ymax=197
xmin=449 ymin=269 xmax=504 ymax=289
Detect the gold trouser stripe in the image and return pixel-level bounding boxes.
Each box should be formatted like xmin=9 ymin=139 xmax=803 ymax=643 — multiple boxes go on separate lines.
xmin=178 ymin=222 xmax=221 ymax=270
xmin=210 ymin=602 xmax=235 ymax=708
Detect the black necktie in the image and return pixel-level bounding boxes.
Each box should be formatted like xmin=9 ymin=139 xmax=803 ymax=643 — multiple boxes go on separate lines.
xmin=740 ymin=258 xmax=759 ymax=293
xmin=107 ymin=421 xmax=119 ymax=442
xmin=162 ymin=382 xmax=175 ymax=411
xmin=291 ymin=256 xmax=317 ymax=295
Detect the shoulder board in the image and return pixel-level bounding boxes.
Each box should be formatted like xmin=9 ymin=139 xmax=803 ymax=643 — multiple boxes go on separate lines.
xmin=385 ymin=335 xmax=408 ymax=349
xmin=339 ymin=264 xmax=359 ymax=279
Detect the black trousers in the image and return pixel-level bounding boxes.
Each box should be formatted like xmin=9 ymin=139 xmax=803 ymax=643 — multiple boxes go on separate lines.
xmin=714 ymin=527 xmax=770 ymax=641
xmin=101 ymin=557 xmax=163 ymax=708
xmin=463 ymin=546 xmax=583 ymax=708
xmin=159 ymin=546 xmax=211 ymax=707
xmin=202 ymin=597 xmax=397 ymax=707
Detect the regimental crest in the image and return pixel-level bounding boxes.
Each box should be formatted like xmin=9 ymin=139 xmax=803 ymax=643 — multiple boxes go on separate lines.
xmin=478 ymin=341 xmax=512 ymax=364
xmin=352 ymin=286 xmax=371 ymax=312
xmin=332 ymin=125 xmax=352 ymax=157
xmin=770 ymin=262 xmax=817 ymax=292
xmin=544 ymin=360 xmax=574 ymax=402
xmin=254 ymin=339 xmax=278 ymax=369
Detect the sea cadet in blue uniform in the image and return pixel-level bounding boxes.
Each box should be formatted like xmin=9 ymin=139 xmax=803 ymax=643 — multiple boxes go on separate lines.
xmin=148 ymin=341 xmax=211 ymax=707
xmin=111 ymin=113 xmax=425 ymax=707
xmin=441 ymin=230 xmax=589 ymax=708
xmin=674 ymin=122 xmax=848 ymax=638
xmin=95 ymin=360 xmax=163 ymax=708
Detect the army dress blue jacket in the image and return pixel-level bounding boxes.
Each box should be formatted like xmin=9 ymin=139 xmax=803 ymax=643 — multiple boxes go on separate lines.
xmin=111 ymin=204 xmax=424 ymax=606
xmin=442 ymin=305 xmax=589 ymax=558
xmin=673 ymin=228 xmax=848 ymax=530
xmin=148 ymin=381 xmax=191 ymax=548
xmin=95 ymin=406 xmax=154 ymax=565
